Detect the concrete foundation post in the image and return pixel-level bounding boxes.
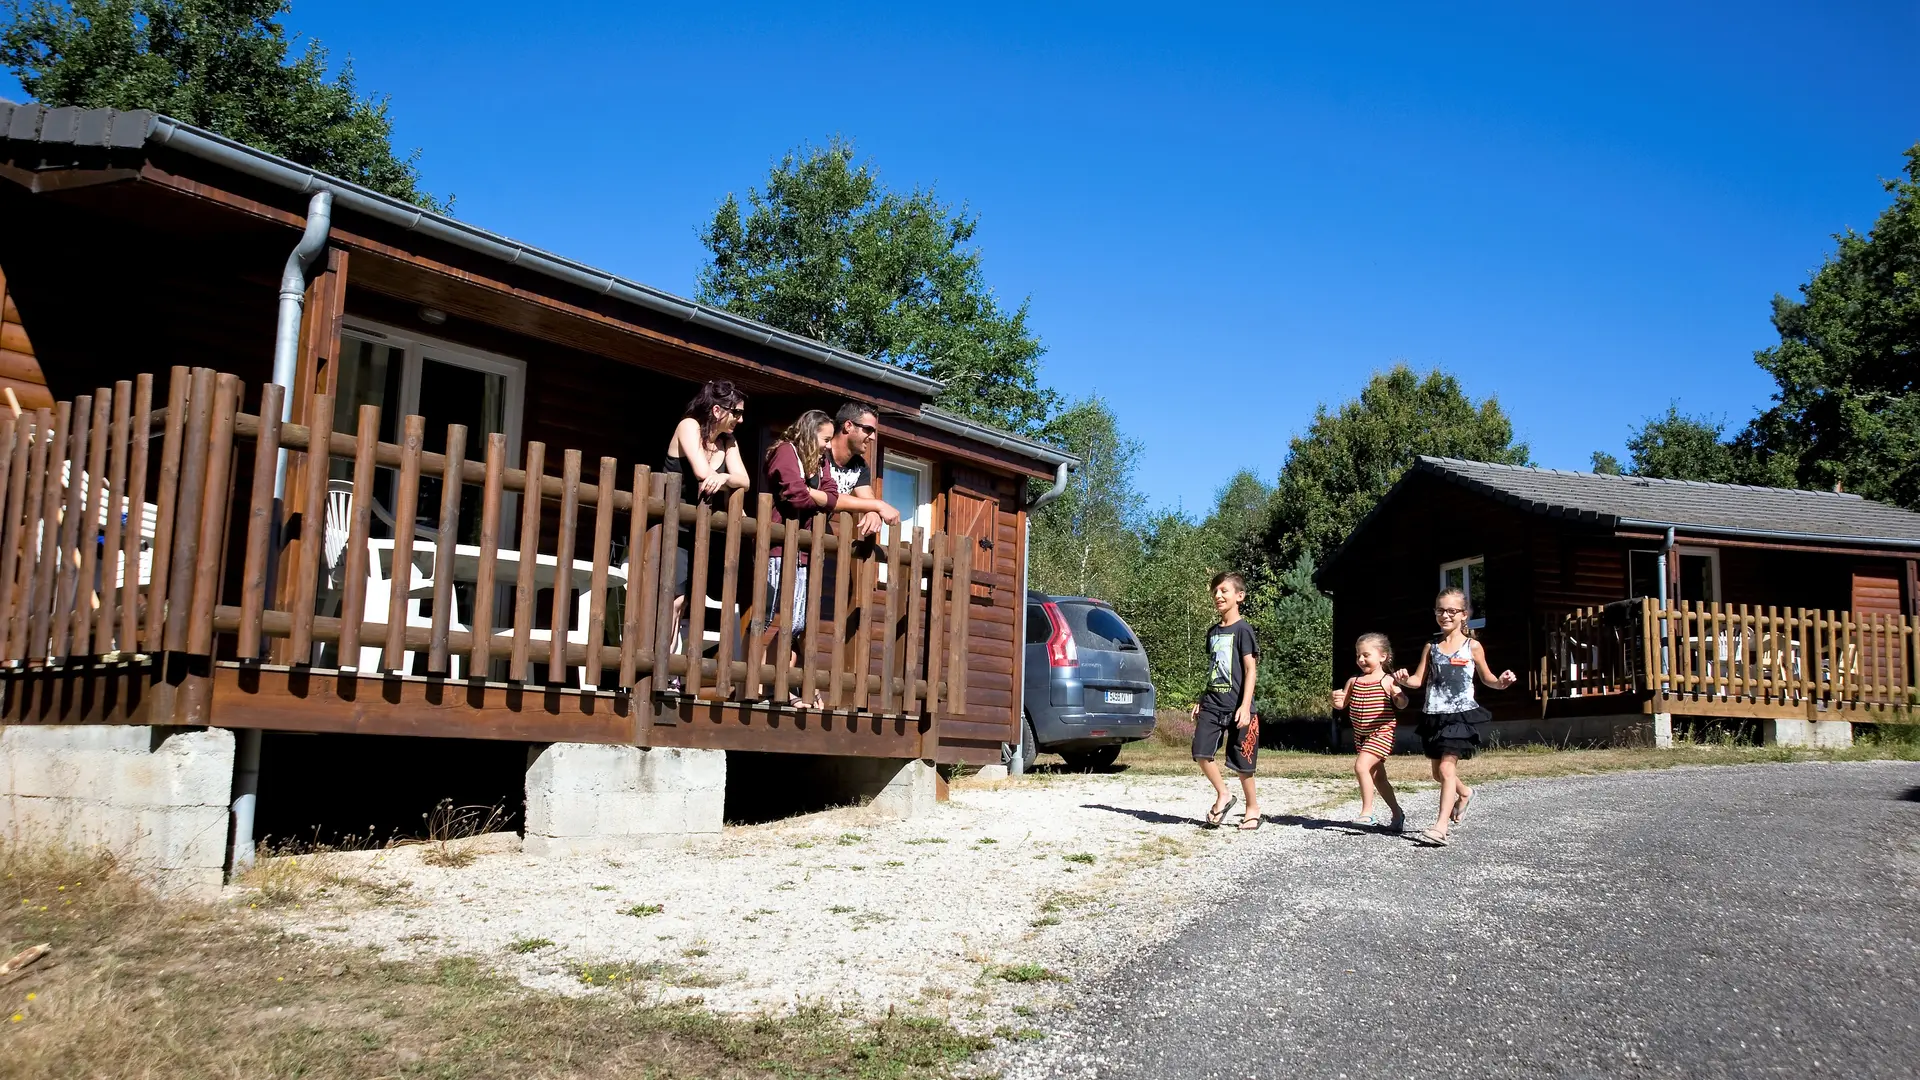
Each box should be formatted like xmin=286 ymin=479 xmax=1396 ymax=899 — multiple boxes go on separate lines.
xmin=1765 ymin=718 xmax=1813 ymax=748
xmin=0 ymin=725 xmax=236 ymax=898
xmin=1811 ymin=720 xmax=1854 ymax=749
xmin=804 ymin=756 xmax=937 ymax=819
xmin=1653 ymin=713 xmax=1674 ymax=749
xmin=522 ymin=744 xmax=725 ymax=856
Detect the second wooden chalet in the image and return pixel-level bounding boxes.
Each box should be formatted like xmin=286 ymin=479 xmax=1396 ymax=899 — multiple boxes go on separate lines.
xmin=1318 ymin=457 xmax=1920 ymax=747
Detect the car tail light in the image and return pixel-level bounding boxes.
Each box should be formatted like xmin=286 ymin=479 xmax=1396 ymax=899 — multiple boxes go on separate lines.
xmin=1042 ymin=601 xmax=1078 ymax=668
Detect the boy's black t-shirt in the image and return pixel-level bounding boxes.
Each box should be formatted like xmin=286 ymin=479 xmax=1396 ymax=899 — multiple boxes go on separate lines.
xmin=1199 ymin=619 xmax=1258 ymax=716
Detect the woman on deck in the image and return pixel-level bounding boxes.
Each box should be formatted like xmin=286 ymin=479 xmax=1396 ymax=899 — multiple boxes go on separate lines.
xmin=664 ymin=380 xmax=750 ymax=686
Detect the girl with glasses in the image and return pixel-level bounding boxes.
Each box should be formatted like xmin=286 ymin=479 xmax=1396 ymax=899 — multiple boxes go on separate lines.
xmin=1391 ymin=587 xmax=1516 ymax=846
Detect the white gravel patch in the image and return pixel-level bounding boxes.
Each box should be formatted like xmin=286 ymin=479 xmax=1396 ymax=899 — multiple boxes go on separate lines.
xmin=260 ymin=771 xmax=1345 ymax=1032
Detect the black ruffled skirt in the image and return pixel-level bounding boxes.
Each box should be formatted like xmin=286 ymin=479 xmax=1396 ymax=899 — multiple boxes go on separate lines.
xmin=1419 ymin=704 xmax=1493 ymax=760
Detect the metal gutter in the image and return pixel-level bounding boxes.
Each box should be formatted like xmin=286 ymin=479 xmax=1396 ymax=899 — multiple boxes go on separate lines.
xmin=1616 ymin=518 xmax=1920 ymax=551
xmin=914 ymin=405 xmax=1080 ymax=469
xmin=143 ymin=116 xmax=943 ymax=398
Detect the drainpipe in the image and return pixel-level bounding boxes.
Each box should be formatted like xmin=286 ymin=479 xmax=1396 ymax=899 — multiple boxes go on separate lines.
xmin=1007 ymin=463 xmax=1073 ymax=775
xmin=231 ymin=191 xmax=333 ymax=875
xmin=1657 ymin=526 xmax=1675 ymax=677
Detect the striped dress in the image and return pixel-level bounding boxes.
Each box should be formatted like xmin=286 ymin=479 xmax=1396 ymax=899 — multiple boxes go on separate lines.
xmin=1345 ymin=678 xmax=1398 ymax=757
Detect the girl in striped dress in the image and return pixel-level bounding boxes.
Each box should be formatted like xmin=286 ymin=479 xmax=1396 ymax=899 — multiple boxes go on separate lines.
xmin=1331 ymin=632 xmax=1407 ymax=832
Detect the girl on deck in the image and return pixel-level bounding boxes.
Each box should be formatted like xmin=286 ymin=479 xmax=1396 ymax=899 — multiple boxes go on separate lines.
xmin=1392 ymin=588 xmax=1516 ymax=846
xmin=1331 ymin=632 xmax=1406 ymax=832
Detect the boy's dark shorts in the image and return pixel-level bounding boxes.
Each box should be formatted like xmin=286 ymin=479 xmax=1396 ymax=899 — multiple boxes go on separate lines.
xmin=1192 ymin=708 xmax=1259 ymax=775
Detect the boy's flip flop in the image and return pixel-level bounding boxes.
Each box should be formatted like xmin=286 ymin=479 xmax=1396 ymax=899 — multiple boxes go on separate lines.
xmin=1204 ymin=796 xmax=1236 ymax=828
xmin=1238 ymin=814 xmax=1263 ymax=831
xmin=1412 ymin=830 xmax=1451 ymax=847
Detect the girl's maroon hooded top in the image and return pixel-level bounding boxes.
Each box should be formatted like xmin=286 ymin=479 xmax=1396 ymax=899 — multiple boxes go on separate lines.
xmin=760 ymin=440 xmax=839 ymax=564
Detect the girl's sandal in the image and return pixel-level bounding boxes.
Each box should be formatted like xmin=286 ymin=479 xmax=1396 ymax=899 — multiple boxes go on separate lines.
xmin=1412 ymin=829 xmax=1451 ymax=847
xmin=1451 ymin=787 xmax=1474 ymax=825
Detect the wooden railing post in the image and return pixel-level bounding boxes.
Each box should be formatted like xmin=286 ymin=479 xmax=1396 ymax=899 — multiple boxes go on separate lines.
xmin=584 ymin=455 xmax=616 ymax=691
xmin=237 ymin=384 xmax=284 ymax=660
xmin=469 ymin=433 xmax=508 ymax=680
xmin=428 ymin=423 xmax=468 ymax=676
xmin=337 ymin=405 xmax=379 ymax=670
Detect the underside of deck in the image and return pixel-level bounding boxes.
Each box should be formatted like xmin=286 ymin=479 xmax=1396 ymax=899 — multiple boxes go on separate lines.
xmin=0 ymin=660 xmax=1004 ymax=763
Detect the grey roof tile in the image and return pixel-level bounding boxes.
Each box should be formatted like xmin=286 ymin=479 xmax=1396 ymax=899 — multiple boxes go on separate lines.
xmin=1416 ymin=456 xmax=1920 ymax=545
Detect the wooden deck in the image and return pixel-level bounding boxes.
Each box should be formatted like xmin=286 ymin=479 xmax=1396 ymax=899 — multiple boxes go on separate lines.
xmin=1544 ymin=598 xmax=1919 ymax=723
xmin=0 ymin=369 xmax=1000 ymax=762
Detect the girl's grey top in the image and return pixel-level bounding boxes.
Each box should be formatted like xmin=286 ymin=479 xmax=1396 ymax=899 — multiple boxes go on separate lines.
xmin=1424 ymin=638 xmax=1478 ymax=714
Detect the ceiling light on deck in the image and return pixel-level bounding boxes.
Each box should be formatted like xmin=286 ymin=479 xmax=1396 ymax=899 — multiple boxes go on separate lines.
xmin=418 ymin=307 xmax=448 ymax=325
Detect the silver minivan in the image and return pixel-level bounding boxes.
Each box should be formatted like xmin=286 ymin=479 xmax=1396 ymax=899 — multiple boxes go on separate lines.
xmin=1018 ymin=590 xmax=1156 ymax=770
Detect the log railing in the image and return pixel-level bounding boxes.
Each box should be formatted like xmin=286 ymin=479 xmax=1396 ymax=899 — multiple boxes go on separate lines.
xmin=1544 ymin=597 xmax=1919 ymax=721
xmin=0 ymin=368 xmax=978 ymax=721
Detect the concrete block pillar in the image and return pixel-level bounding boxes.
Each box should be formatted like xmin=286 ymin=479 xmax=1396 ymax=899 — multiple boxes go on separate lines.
xmin=810 ymin=756 xmax=937 ymax=819
xmin=1653 ymin=713 xmax=1674 ymax=749
xmin=0 ymin=725 xmax=235 ymax=899
xmin=1811 ymin=720 xmax=1854 ymax=749
xmin=523 ymin=743 xmax=725 ymax=856
xmin=1765 ymin=718 xmax=1813 ymax=748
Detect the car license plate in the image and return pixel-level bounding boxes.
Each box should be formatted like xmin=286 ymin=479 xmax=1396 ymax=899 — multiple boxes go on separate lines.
xmin=1104 ymin=690 xmax=1133 ymax=705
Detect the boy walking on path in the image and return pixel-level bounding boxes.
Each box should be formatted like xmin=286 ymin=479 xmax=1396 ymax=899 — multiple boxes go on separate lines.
xmin=1192 ymin=571 xmax=1262 ymax=830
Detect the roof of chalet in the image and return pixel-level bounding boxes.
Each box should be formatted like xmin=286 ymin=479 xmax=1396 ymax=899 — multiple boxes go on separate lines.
xmin=0 ymin=101 xmax=1080 ymax=472
xmin=1320 ymin=456 xmax=1920 ymax=585
xmin=1416 ymin=457 xmax=1920 ymax=544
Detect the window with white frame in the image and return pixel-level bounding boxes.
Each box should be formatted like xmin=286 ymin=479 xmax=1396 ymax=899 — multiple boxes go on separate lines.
xmin=333 ymin=323 xmax=527 ymax=541
xmin=880 ymin=453 xmax=934 ymax=548
xmin=1439 ymin=556 xmax=1487 ymax=629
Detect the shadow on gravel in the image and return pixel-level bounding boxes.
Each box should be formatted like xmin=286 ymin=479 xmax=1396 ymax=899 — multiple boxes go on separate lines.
xmin=1901 ymin=786 xmax=1920 ymax=803
xmin=1264 ymin=814 xmax=1378 ymax=834
xmin=1080 ymin=803 xmax=1209 ymax=827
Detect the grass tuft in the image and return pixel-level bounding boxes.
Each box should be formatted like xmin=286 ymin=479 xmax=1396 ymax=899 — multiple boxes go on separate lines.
xmin=507 ymin=937 xmax=553 ymax=954
xmin=618 ymin=903 xmax=664 ymax=918
xmin=989 ymin=963 xmax=1067 ymax=984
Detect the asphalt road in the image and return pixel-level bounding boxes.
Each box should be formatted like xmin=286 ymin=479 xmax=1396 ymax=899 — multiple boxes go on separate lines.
xmin=998 ymin=761 xmax=1920 ymax=1080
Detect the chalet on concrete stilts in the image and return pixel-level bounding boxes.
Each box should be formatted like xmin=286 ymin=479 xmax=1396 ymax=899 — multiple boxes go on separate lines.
xmin=0 ymin=102 xmax=1076 ymax=894
xmin=1317 ymin=457 xmax=1920 ymax=748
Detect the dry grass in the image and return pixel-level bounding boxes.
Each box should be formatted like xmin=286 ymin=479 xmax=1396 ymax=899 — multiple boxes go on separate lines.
xmin=0 ymin=844 xmax=988 ymax=1080
xmin=1104 ymin=723 xmax=1920 ymax=782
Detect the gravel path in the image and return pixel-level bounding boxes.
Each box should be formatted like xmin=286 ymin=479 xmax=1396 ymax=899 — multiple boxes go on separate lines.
xmin=266 ymin=770 xmax=1343 ymax=1031
xmin=992 ymin=760 xmax=1920 ymax=1079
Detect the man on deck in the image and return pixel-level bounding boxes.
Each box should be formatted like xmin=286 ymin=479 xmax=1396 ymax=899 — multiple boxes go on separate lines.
xmin=828 ymin=402 xmax=900 ymax=538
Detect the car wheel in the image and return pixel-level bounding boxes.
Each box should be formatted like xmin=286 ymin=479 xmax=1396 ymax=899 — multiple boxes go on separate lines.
xmin=1060 ymin=745 xmax=1121 ymax=772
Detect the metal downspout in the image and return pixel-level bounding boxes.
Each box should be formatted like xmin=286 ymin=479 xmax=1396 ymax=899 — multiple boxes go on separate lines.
xmin=1008 ymin=463 xmax=1072 ymax=774
xmin=232 ymin=191 xmax=333 ymax=875
xmin=1657 ymin=526 xmax=1675 ymax=678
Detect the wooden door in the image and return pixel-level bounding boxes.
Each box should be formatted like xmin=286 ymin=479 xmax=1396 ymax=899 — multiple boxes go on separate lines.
xmin=1851 ymin=565 xmax=1905 ymax=702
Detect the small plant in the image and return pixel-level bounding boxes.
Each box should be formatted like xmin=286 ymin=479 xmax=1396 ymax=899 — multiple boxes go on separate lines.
xmin=837 ymin=833 xmax=866 ymax=846
xmin=828 ymin=904 xmax=856 ymax=915
xmin=508 ymin=937 xmax=553 ymax=954
xmin=792 ymin=841 xmax=816 ymax=849
xmin=590 ymin=884 xmax=614 ymax=891
xmin=418 ymin=799 xmax=511 ymax=868
xmin=681 ymin=947 xmax=709 ymax=958
xmin=773 ymin=881 xmax=796 ymax=891
xmin=1030 ymin=914 xmax=1061 ymax=928
xmin=883 ymin=860 xmax=905 ymax=868
xmin=976 ymin=837 xmax=998 ymax=846
xmin=1063 ymin=853 xmax=1095 ymax=865
xmin=619 ymin=903 xmax=664 ymax=917
xmin=906 ymin=837 xmax=948 ymax=845
xmin=990 ymin=963 xmax=1066 ymax=984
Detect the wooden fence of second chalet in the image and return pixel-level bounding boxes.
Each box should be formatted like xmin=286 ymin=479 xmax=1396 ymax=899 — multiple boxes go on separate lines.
xmin=1545 ymin=597 xmax=1919 ymax=722
xmin=0 ymin=368 xmax=982 ymax=747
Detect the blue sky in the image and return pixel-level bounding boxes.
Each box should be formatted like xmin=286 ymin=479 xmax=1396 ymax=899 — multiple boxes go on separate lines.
xmin=9 ymin=2 xmax=1914 ymax=514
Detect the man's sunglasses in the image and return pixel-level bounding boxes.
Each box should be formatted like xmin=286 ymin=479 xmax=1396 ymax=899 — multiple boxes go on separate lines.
xmin=853 ymin=422 xmax=878 ymax=436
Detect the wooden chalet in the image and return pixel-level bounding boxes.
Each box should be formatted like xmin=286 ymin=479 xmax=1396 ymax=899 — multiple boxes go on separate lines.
xmin=1318 ymin=457 xmax=1920 ymax=733
xmin=0 ymin=102 xmax=1075 ymax=772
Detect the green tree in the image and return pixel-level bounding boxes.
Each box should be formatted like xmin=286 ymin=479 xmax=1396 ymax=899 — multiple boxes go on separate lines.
xmin=0 ymin=0 xmax=444 ymax=210
xmin=1617 ymin=406 xmax=1741 ymax=482
xmin=698 ymin=139 xmax=1054 ymax=432
xmin=1246 ymin=551 xmax=1333 ymax=718
xmin=1125 ymin=510 xmax=1216 ymax=706
xmin=1737 ymin=143 xmax=1920 ymax=507
xmin=1260 ymin=365 xmax=1530 ymax=571
xmin=1027 ymin=395 xmax=1143 ymax=604
xmin=1590 ymin=451 xmax=1624 ymax=475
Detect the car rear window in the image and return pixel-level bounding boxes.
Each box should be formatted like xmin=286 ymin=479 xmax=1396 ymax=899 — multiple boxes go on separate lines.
xmin=1060 ymin=603 xmax=1138 ymax=651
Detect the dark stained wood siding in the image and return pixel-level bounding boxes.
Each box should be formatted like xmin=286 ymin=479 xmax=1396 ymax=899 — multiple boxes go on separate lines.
xmin=0 ymin=266 xmax=52 ymax=411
